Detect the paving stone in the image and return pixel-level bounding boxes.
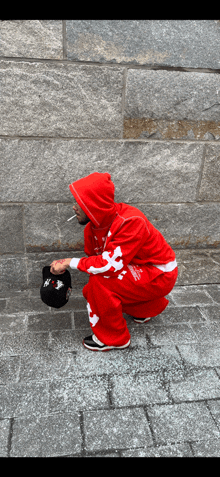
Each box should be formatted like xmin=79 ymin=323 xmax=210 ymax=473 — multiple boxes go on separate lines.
xmin=191 ymin=322 xmax=220 ymax=342
xmin=48 ymin=375 xmax=109 ymax=413
xmin=170 ymin=287 xmax=214 ymax=306
xmin=177 ymin=342 xmax=220 ymax=368
xmin=204 ymin=285 xmax=220 ymax=304
xmin=0 ymin=419 xmax=11 ymax=457
xmin=122 ymin=442 xmax=193 ymax=457
xmin=19 ymin=351 xmax=77 ymax=382
xmin=0 ymin=20 xmax=63 ymax=59
xmin=169 ymin=369 xmax=220 ymax=402
xmin=66 ymin=20 xmax=220 ymax=69
xmin=0 ymin=314 xmax=27 ymax=333
xmin=26 ymin=312 xmax=72 ymax=332
xmin=146 ymin=402 xmax=220 ymax=445
xmin=111 ymin=372 xmax=169 ymax=406
xmin=0 ymin=381 xmax=49 ymax=418
xmin=199 ymin=305 xmax=220 ymax=322
xmin=156 ymin=306 xmax=206 ymax=324
xmin=191 ymin=438 xmax=220 ymax=457
xmin=10 ymin=413 xmax=82 ymax=457
xmin=0 ymin=331 xmax=50 ymax=357
xmin=0 ymin=356 xmax=21 ymax=384
xmin=72 ymin=337 xmax=184 ymax=378
xmin=207 ymin=399 xmax=220 ymax=428
xmin=0 ymin=61 xmax=124 ymax=138
xmin=83 ymin=408 xmax=153 ymax=452
xmin=145 ymin=323 xmax=198 ymax=346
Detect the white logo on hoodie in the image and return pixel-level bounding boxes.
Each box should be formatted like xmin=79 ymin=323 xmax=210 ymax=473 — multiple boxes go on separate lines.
xmin=87 ymin=246 xmax=123 ymax=275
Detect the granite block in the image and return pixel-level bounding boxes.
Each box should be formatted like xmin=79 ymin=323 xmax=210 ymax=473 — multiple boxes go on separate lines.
xmin=66 ymin=20 xmax=220 ymax=70
xmin=48 ymin=375 xmax=109 ymax=413
xmin=169 ymin=369 xmax=220 ymax=402
xmin=147 ymin=402 xmax=220 ymax=445
xmin=10 ymin=413 xmax=82 ymax=457
xmin=199 ymin=144 xmax=220 ymax=201
xmin=124 ymin=69 xmax=220 ymax=141
xmin=111 ymin=372 xmax=169 ymax=406
xmin=0 ymin=206 xmax=24 ymax=254
xmin=0 ymin=60 xmax=124 ymax=138
xmin=0 ymin=419 xmax=11 ymax=457
xmin=0 ymin=20 xmax=63 ymax=59
xmin=83 ymin=408 xmax=153 ymax=452
xmin=1 ymin=139 xmax=203 ymax=204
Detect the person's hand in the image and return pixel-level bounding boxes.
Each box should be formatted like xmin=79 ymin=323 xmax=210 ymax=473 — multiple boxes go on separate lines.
xmin=50 ymin=259 xmax=68 ymax=275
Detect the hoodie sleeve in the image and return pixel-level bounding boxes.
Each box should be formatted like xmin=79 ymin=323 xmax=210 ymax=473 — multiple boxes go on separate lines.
xmin=70 ymin=217 xmax=149 ymax=277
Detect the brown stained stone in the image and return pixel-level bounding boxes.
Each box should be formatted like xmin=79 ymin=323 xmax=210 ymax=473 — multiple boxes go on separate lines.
xmin=123 ymin=118 xmax=220 ymax=141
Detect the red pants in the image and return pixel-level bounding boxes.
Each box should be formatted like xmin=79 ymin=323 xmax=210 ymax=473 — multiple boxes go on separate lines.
xmin=82 ymin=264 xmax=178 ymax=346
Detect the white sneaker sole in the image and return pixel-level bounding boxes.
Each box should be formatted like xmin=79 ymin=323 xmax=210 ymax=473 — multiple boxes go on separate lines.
xmin=133 ymin=317 xmax=152 ymax=323
xmin=83 ymin=339 xmax=131 ymax=352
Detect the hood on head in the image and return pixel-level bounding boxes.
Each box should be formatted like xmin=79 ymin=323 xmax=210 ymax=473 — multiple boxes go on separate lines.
xmin=69 ymin=172 xmax=117 ymax=228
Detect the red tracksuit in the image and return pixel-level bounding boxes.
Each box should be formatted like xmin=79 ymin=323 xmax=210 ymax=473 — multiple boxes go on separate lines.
xmin=69 ymin=172 xmax=178 ymax=346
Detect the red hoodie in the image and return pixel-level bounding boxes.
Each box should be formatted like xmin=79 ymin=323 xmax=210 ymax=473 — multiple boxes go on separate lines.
xmin=69 ymin=172 xmax=176 ymax=277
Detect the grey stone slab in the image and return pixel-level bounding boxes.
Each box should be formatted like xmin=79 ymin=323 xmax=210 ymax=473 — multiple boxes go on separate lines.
xmin=26 ymin=311 xmax=72 ymax=332
xmin=174 ymin=253 xmax=220 ymax=286
xmin=10 ymin=413 xmax=82 ymax=457
xmin=0 ymin=61 xmax=124 ymax=138
xmin=155 ymin=306 xmax=206 ymax=324
xmin=0 ymin=381 xmax=49 ymax=418
xmin=5 ymin=294 xmax=49 ymax=315
xmin=48 ymin=375 xmax=109 ymax=413
xmin=191 ymin=322 xmax=220 ymax=342
xmin=124 ymin=69 xmax=220 ymax=141
xmin=70 ymin=336 xmax=184 ymax=378
xmin=191 ymin=438 xmax=220 ymax=457
xmin=139 ymin=203 xmax=220 ymax=250
xmin=66 ymin=20 xmax=220 ymax=70
xmin=170 ymin=286 xmax=214 ymax=306
xmin=207 ymin=399 xmax=220 ymax=427
xmin=147 ymin=402 xmax=220 ymax=445
xmin=0 ymin=20 xmax=63 ymax=59
xmin=199 ymin=144 xmax=220 ymax=201
xmin=199 ymin=305 xmax=220 ymax=321
xmin=0 ymin=356 xmax=21 ymax=384
xmin=74 ymin=311 xmax=90 ymax=329
xmin=177 ymin=342 xmax=220 ymax=367
xmin=111 ymin=372 xmax=169 ymax=406
xmin=145 ymin=323 xmax=198 ymax=346
xmin=0 ymin=419 xmax=10 ymax=457
xmin=24 ymin=203 xmax=85 ymax=253
xmin=1 ymin=138 xmax=203 ymax=204
xmin=0 ymin=206 xmax=24 ymax=254
xmin=204 ymin=285 xmax=220 ymax=304
xmin=83 ymin=408 xmax=153 ymax=452
xmin=0 ymin=314 xmax=27 ymax=333
xmin=0 ymin=256 xmax=27 ymax=292
xmin=122 ymin=442 xmax=193 ymax=457
xmin=19 ymin=351 xmax=77 ymax=383
xmin=169 ymin=369 xmax=220 ymax=402
xmin=0 ymin=331 xmax=50 ymax=357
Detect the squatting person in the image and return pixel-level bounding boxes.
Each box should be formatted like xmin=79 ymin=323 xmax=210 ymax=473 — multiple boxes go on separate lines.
xmin=50 ymin=172 xmax=178 ymax=351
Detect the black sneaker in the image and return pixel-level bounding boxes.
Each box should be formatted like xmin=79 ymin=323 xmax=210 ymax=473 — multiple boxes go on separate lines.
xmin=83 ymin=334 xmax=130 ymax=352
xmin=132 ymin=317 xmax=152 ymax=323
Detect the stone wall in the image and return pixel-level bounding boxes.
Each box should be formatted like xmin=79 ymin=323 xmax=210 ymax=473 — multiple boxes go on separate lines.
xmin=0 ymin=20 xmax=220 ymax=292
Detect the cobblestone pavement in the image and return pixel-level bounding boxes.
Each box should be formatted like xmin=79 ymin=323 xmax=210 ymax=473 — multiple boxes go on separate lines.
xmin=1 ymin=283 xmax=220 ymax=457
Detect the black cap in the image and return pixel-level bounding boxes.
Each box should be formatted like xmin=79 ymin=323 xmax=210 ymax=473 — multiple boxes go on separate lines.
xmin=40 ymin=266 xmax=72 ymax=309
